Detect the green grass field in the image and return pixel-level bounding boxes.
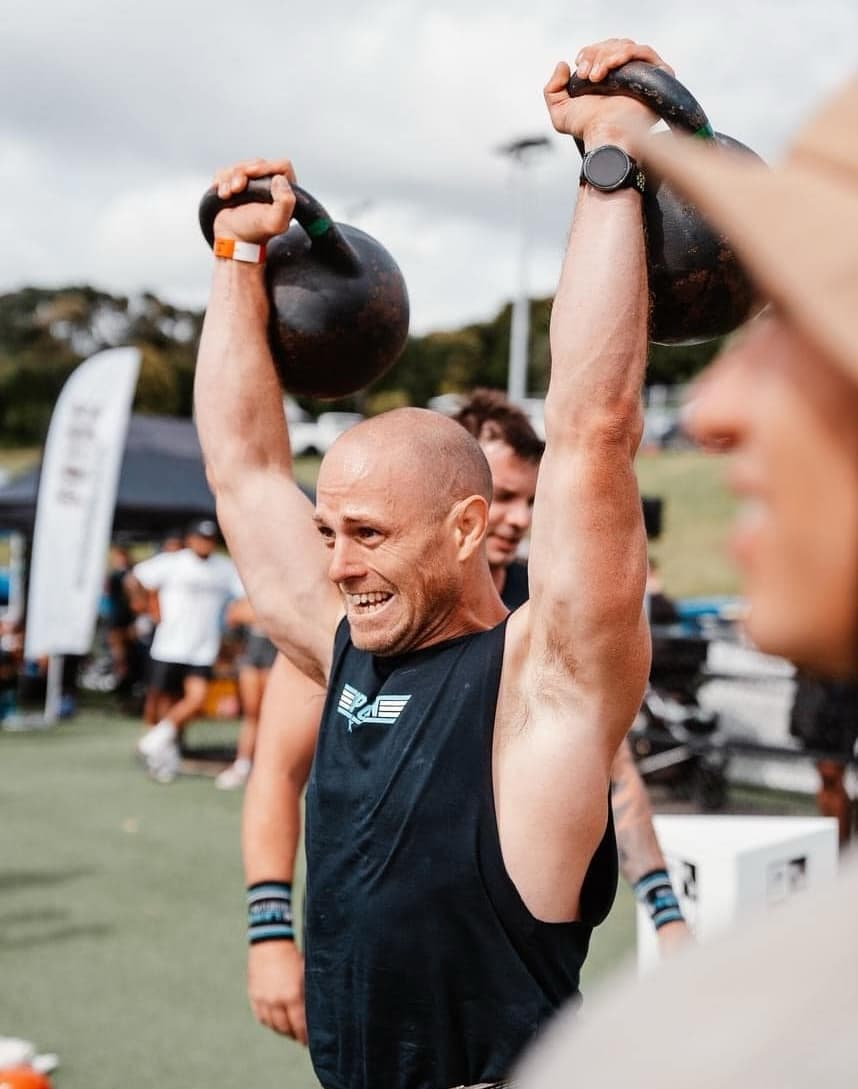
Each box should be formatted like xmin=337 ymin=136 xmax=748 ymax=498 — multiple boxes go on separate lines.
xmin=0 ymin=710 xmax=319 ymax=1089
xmin=635 ymin=449 xmax=741 ymax=598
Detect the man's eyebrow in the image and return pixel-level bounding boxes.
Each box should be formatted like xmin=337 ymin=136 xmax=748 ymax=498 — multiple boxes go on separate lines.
xmin=312 ymin=512 xmax=380 ymax=525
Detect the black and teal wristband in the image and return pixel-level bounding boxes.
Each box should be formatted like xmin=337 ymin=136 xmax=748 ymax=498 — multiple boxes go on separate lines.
xmin=247 ymin=881 xmax=294 ymax=944
xmin=634 ymin=869 xmax=684 ymax=931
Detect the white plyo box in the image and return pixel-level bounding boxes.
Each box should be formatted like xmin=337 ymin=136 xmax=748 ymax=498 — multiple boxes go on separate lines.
xmin=636 ymin=815 xmax=839 ymax=973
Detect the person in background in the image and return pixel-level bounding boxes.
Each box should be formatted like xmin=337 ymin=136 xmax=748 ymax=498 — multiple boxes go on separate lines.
xmin=125 ymin=519 xmax=244 ymax=783
xmin=215 ymin=598 xmax=278 ymax=790
xmin=789 ymin=674 xmax=858 ymax=845
xmin=159 ymin=529 xmax=184 ymax=554
xmin=104 ymin=544 xmax=137 ymax=695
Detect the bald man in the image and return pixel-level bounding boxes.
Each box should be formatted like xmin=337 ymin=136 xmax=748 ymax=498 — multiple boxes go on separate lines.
xmin=195 ymin=37 xmax=661 ymax=1089
xmin=239 ymin=391 xmax=687 ymax=1050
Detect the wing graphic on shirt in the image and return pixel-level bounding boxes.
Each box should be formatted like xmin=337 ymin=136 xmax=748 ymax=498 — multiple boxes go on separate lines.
xmin=336 ymin=684 xmax=411 ymax=732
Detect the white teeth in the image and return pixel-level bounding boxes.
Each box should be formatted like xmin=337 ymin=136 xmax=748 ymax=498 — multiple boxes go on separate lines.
xmin=347 ymin=591 xmax=390 ymax=607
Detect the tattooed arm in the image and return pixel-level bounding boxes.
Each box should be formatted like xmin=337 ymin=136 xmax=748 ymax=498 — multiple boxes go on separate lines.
xmin=611 ymin=738 xmax=690 ymax=952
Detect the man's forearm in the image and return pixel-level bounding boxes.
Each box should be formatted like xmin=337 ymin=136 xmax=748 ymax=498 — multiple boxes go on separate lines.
xmin=194 ymin=263 xmax=293 ymax=494
xmin=612 ymin=737 xmax=690 ymax=947
xmin=242 ymin=654 xmax=322 ymax=885
xmin=242 ymin=760 xmax=303 ymax=885
xmin=547 ymin=179 xmax=649 ymax=435
xmin=610 ymin=737 xmax=667 ymax=884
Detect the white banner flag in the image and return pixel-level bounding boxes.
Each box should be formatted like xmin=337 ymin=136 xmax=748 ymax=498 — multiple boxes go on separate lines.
xmin=25 ymin=347 xmax=141 ymax=659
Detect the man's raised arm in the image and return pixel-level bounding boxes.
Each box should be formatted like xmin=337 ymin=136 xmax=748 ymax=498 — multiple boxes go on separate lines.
xmin=194 ymin=159 xmax=342 ymax=684
xmin=525 ymin=41 xmax=662 ymax=748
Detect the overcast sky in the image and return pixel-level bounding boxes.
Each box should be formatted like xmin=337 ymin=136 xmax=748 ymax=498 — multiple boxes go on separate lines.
xmin=3 ymin=1 xmax=856 ymax=334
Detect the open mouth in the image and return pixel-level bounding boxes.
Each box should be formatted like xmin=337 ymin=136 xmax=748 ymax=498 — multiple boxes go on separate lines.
xmin=345 ymin=591 xmax=394 ymax=615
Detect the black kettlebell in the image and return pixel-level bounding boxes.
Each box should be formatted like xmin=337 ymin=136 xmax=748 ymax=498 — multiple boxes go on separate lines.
xmin=199 ymin=179 xmax=410 ymax=398
xmin=567 ymin=62 xmax=764 ymax=344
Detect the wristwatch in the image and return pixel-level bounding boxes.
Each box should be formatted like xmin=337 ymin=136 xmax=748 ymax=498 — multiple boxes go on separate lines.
xmin=579 ymin=145 xmax=646 ymax=196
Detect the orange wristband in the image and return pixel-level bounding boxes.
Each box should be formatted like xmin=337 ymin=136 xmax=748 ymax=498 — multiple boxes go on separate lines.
xmin=213 ymin=238 xmax=267 ymax=264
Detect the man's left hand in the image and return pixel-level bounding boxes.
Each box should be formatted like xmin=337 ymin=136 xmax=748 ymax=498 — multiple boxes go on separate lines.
xmin=544 ymin=38 xmax=674 ymax=148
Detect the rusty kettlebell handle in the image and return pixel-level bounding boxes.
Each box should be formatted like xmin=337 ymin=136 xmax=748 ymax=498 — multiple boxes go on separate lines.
xmin=567 ymin=60 xmax=764 ymax=344
xmin=197 ymin=175 xmax=410 ymax=397
xmin=198 ymin=177 xmax=360 ymax=274
xmin=566 ymin=61 xmax=715 ymax=158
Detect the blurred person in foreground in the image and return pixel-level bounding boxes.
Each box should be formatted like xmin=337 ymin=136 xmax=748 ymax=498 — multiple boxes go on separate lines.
xmin=195 ymin=36 xmax=666 ymax=1089
xmin=515 ymin=65 xmax=858 ymax=1089
xmin=241 ymin=391 xmax=687 ymax=1048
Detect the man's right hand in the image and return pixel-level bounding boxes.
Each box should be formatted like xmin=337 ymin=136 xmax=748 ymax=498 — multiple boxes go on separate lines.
xmin=247 ymin=940 xmax=308 ymax=1045
xmin=211 ymin=157 xmax=297 ymax=244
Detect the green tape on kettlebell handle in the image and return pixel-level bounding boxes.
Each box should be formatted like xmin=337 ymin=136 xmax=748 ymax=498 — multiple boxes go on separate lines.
xmin=693 ymin=123 xmax=715 ymax=140
xmin=306 ymin=217 xmax=332 ymax=238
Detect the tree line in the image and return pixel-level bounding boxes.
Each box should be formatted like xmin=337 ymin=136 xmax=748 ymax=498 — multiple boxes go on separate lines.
xmin=0 ymin=285 xmax=722 ymax=445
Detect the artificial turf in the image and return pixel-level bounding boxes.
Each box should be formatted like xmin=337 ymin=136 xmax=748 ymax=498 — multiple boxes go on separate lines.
xmin=0 ymin=710 xmax=318 ymax=1089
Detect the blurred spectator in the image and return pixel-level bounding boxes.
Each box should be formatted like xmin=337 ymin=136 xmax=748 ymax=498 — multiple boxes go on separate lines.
xmin=216 ymin=599 xmax=277 ymax=790
xmin=160 ymin=528 xmax=184 ymax=554
xmin=104 ymin=544 xmax=137 ymax=695
xmin=645 ymin=557 xmax=680 ymax=626
xmin=0 ymin=612 xmax=23 ymax=718
xmin=125 ymin=519 xmax=244 ymax=783
xmin=789 ymin=674 xmax=858 ymax=845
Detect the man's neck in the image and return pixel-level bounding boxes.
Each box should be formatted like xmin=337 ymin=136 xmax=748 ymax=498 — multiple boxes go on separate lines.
xmin=491 ymin=562 xmax=508 ymax=595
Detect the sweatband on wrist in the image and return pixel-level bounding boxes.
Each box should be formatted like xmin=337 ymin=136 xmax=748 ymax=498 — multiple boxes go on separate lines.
xmin=247 ymin=881 xmax=294 ymax=944
xmin=213 ymin=237 xmax=267 ymax=264
xmin=634 ymin=868 xmax=685 ymax=930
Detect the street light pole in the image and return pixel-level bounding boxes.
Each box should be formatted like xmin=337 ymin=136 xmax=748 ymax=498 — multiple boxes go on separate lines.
xmin=496 ymin=136 xmax=552 ymax=404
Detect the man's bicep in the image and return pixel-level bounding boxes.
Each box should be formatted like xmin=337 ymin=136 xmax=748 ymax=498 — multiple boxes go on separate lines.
xmin=527 ymin=443 xmax=649 ymax=673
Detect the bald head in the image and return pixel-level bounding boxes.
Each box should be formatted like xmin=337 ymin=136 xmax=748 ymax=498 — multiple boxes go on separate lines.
xmin=315 ymin=409 xmax=501 ymax=654
xmin=322 ymin=408 xmax=493 ymax=516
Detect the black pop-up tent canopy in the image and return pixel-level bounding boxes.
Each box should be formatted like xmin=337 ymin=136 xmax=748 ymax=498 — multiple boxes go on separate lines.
xmin=0 ymin=414 xmax=216 ymax=536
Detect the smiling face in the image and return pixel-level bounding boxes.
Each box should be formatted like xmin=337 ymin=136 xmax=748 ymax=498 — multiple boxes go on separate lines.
xmin=313 ymin=410 xmax=493 ymax=656
xmin=684 ymin=314 xmax=858 ymax=676
xmin=482 ymin=441 xmax=539 ymax=570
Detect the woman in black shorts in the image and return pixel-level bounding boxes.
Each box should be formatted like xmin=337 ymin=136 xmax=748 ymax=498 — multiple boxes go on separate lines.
xmin=216 ymin=616 xmax=277 ymax=789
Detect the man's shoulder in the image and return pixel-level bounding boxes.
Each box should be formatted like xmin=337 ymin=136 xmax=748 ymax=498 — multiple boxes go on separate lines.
xmin=134 ymin=549 xmax=175 ymax=579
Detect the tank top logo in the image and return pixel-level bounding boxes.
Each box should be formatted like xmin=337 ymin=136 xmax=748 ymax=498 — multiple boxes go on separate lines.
xmin=336 ymin=683 xmax=412 ymax=733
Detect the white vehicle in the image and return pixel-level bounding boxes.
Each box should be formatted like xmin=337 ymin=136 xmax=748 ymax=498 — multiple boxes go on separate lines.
xmin=289 ymin=411 xmax=365 ymax=457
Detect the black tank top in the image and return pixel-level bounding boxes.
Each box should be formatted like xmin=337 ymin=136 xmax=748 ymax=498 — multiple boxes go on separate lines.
xmin=501 ymin=561 xmax=529 ymax=611
xmin=304 ymin=619 xmax=617 ymax=1089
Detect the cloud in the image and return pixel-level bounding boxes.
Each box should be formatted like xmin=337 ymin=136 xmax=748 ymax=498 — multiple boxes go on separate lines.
xmin=2 ymin=0 xmax=856 ymax=333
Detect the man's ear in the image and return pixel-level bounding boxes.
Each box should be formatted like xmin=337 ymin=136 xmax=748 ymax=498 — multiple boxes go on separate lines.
xmin=451 ymin=495 xmax=489 ymax=561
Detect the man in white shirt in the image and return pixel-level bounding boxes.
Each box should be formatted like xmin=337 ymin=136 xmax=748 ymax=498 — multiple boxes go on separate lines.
xmin=127 ymin=519 xmax=245 ymax=782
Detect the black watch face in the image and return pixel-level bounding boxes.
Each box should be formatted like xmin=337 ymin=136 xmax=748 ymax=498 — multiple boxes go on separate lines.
xmin=587 ymin=146 xmax=630 ymax=188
